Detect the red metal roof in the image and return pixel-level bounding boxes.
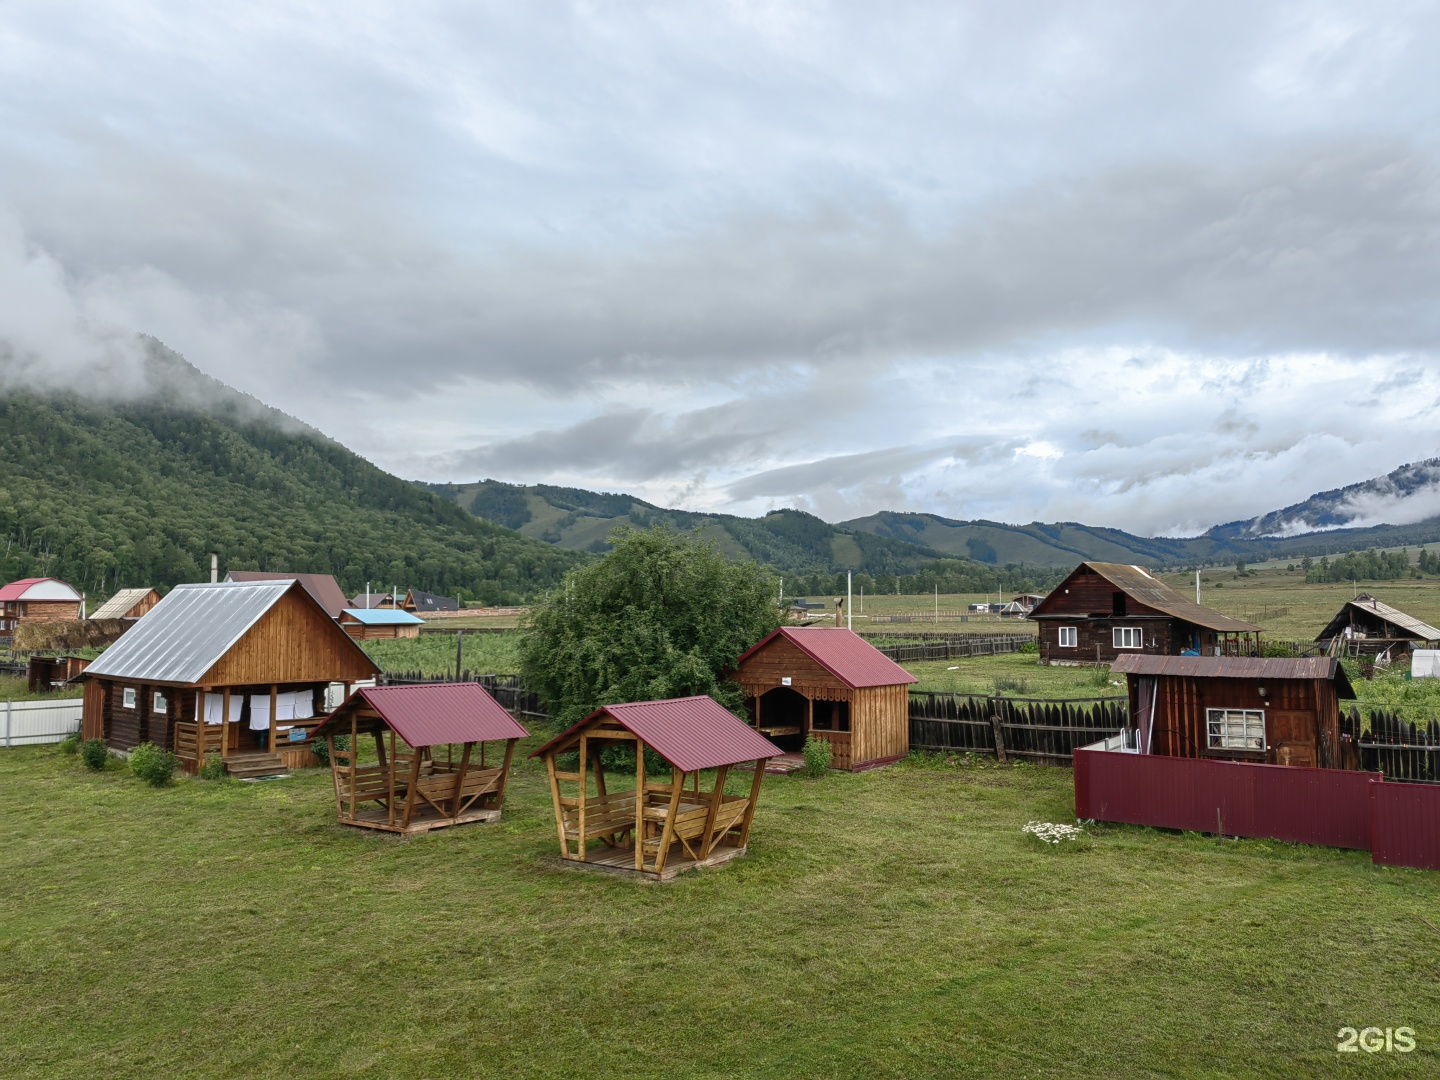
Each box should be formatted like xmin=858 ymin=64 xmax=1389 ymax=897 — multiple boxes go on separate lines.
xmin=733 ymin=627 xmax=917 ymax=688
xmin=316 ymin=683 xmax=528 ymax=747
xmin=0 ymin=578 xmax=63 ymax=601
xmin=1110 ymin=654 xmax=1356 ymax=697
xmin=531 ymin=695 xmax=782 ymax=772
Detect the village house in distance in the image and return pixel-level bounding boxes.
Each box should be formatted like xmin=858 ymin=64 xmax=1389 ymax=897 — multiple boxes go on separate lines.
xmin=1028 ymin=562 xmax=1262 ymax=665
xmin=0 ymin=577 xmax=84 ymax=636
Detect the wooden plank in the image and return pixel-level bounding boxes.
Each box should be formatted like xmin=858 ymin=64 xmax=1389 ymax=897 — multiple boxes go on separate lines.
xmin=652 ymin=769 xmax=686 ymax=875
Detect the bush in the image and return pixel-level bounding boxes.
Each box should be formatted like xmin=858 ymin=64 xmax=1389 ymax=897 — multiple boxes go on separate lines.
xmin=58 ymin=731 xmax=81 ymax=756
xmin=800 ymin=735 xmax=832 ymax=778
xmin=198 ymin=753 xmax=227 ymax=781
xmin=311 ymin=734 xmax=348 ymax=768
xmin=80 ymin=738 xmax=109 ymax=771
xmin=1017 ymin=640 xmax=1038 ymax=655
xmin=129 ymin=741 xmax=178 ymax=787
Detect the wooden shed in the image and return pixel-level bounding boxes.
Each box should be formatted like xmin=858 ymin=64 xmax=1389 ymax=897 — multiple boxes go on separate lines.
xmin=532 ymin=696 xmax=781 ymax=881
xmin=310 ymin=683 xmax=528 ymax=834
xmin=1315 ymin=593 xmax=1440 ymax=658
xmin=0 ymin=577 xmax=83 ymax=635
xmin=79 ymin=581 xmax=380 ymax=778
xmin=27 ymin=654 xmax=90 ymax=693
xmin=731 ymin=627 xmax=917 ymax=770
xmin=1111 ymin=654 xmax=1357 ymax=769
xmin=88 ymin=587 xmax=162 ymax=622
xmin=1028 ymin=562 xmax=1262 ymax=665
xmin=339 ymin=607 xmax=424 ymax=639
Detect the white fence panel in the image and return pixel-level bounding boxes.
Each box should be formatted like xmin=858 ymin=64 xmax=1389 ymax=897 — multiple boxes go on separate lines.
xmin=2 ymin=697 xmax=85 ymax=746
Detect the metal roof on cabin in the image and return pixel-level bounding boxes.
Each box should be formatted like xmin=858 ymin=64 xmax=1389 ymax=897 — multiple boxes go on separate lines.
xmin=224 ymin=572 xmax=349 ymax=619
xmin=314 ymin=683 xmax=528 ymax=747
xmin=88 ymin=587 xmax=158 ymax=620
xmin=1320 ymin=593 xmax=1440 ymax=642
xmin=531 ymin=695 xmax=782 ymax=772
xmin=1030 ymin=562 xmax=1262 ymax=634
xmin=82 ymin=581 xmax=298 ymax=684
xmin=0 ymin=577 xmax=82 ymax=602
xmin=733 ymin=627 xmax=917 ymax=688
xmin=341 ymin=608 xmax=424 ymax=625
xmin=1110 ymin=653 xmax=1356 ymax=698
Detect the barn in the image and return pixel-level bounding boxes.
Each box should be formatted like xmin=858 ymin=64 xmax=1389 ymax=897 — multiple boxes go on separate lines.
xmin=731 ymin=627 xmax=916 ymax=771
xmin=88 ymin=587 xmax=162 ymax=622
xmin=1315 ymin=593 xmax=1440 ymax=658
xmin=0 ymin=578 xmax=83 ymax=635
xmin=79 ymin=581 xmax=379 ymax=777
xmin=1111 ymin=654 xmax=1356 ymax=769
xmin=1027 ymin=562 xmax=1261 ymax=665
xmin=339 ymin=608 xmax=424 ymax=639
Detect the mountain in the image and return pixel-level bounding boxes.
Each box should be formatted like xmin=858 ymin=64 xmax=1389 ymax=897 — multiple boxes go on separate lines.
xmin=0 ymin=339 xmax=580 ymax=604
xmin=1210 ymin=459 xmax=1440 ymax=539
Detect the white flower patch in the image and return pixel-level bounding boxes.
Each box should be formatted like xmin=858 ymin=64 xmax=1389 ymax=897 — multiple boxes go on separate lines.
xmin=1022 ymin=821 xmax=1086 ymax=844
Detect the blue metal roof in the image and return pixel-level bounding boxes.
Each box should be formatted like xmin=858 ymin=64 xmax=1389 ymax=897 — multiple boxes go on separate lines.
xmin=342 ymin=608 xmax=424 ymax=625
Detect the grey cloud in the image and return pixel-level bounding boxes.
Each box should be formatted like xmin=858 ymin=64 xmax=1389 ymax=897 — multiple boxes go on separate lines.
xmin=726 ymin=445 xmax=947 ymax=501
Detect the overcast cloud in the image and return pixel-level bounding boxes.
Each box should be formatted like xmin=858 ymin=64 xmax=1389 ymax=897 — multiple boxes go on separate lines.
xmin=2 ymin=2 xmax=1439 ymax=535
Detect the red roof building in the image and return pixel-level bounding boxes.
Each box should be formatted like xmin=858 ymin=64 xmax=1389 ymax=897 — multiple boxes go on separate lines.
xmin=0 ymin=577 xmax=83 ymax=634
xmin=731 ymin=627 xmax=916 ymax=771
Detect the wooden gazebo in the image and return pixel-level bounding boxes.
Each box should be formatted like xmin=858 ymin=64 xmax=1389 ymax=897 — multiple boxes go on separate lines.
xmin=531 ymin=696 xmax=781 ymax=881
xmin=311 ymin=683 xmax=528 ymax=834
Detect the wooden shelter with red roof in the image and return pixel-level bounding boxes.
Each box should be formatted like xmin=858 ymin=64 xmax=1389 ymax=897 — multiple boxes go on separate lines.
xmin=731 ymin=627 xmax=917 ymax=770
xmin=532 ymin=696 xmax=781 ymax=881
xmin=311 ymin=683 xmax=529 ymax=834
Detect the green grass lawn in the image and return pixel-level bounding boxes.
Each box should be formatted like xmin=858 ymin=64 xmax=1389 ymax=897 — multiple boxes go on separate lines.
xmin=361 ymin=632 xmax=522 ymax=676
xmin=906 ymin=652 xmax=1122 ymax=699
xmin=3 ymin=745 xmax=1436 ymax=1078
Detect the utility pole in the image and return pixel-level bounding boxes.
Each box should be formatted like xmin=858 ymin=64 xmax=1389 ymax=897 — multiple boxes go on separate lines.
xmin=934 ymin=584 xmax=939 ymax=624
xmin=1195 ymin=569 xmax=1200 ymax=604
xmin=847 ymin=572 xmax=853 ymax=631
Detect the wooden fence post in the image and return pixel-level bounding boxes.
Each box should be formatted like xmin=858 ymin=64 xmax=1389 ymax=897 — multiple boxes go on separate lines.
xmin=990 ymin=695 xmax=1007 ymax=763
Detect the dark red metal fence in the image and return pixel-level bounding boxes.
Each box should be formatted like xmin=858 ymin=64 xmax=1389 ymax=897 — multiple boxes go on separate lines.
xmin=1370 ymin=782 xmax=1440 ymax=871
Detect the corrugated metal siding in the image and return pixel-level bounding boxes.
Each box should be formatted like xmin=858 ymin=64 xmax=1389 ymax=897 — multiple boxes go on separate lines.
xmin=1370 ymin=782 xmax=1440 ymax=870
xmin=1074 ymin=748 xmax=1375 ymax=849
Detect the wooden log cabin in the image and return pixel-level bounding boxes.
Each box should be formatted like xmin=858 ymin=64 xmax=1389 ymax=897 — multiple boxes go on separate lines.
xmin=1111 ymin=655 xmax=1357 ymax=769
xmin=339 ymin=607 xmax=424 ymax=639
xmin=1314 ymin=593 xmax=1440 ymax=659
xmin=532 ymin=696 xmax=781 ymax=881
xmin=87 ymin=587 xmax=162 ymax=623
xmin=310 ymin=683 xmax=528 ymax=834
xmin=730 ymin=627 xmax=917 ymax=770
xmin=0 ymin=577 xmax=83 ymax=635
xmin=1027 ymin=562 xmax=1262 ymax=666
xmin=79 ymin=581 xmax=380 ymax=778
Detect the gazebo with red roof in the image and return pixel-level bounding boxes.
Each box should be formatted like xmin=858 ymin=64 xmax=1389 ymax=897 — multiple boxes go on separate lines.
xmin=731 ymin=627 xmax=917 ymax=770
xmin=531 ymin=695 xmax=781 ymax=881
xmin=311 ymin=683 xmax=529 ymax=834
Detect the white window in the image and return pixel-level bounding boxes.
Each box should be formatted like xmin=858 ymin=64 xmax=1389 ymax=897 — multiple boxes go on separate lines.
xmin=1058 ymin=626 xmax=1077 ymax=648
xmin=1113 ymin=627 xmax=1143 ymax=649
xmin=153 ymin=691 xmax=168 ymax=712
xmin=122 ymin=687 xmax=136 ymax=709
xmin=1207 ymin=708 xmax=1265 ymax=752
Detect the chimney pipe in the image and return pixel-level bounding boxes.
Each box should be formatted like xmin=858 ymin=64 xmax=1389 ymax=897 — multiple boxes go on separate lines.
xmin=211 ymin=553 xmax=218 ymax=584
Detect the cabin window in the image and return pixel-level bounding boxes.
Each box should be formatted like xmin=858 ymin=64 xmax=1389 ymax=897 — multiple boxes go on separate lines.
xmin=153 ymin=691 xmax=168 ymax=713
xmin=1112 ymin=627 xmax=1143 ymax=649
xmin=1207 ymin=708 xmax=1265 ymax=752
xmin=1058 ymin=626 xmax=1077 ymax=648
xmin=1111 ymin=592 xmax=1127 ymax=616
xmin=122 ymin=687 xmax=136 ymax=709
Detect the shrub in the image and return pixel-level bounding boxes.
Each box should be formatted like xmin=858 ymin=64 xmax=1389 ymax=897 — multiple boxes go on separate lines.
xmin=198 ymin=753 xmax=228 ymax=781
xmin=80 ymin=738 xmax=109 ymax=771
xmin=800 ymin=735 xmax=832 ymax=778
xmin=1017 ymin=640 xmax=1038 ymax=655
xmin=58 ymin=731 xmax=82 ymax=756
xmin=129 ymin=741 xmax=178 ymax=787
xmin=311 ymin=734 xmax=348 ymax=767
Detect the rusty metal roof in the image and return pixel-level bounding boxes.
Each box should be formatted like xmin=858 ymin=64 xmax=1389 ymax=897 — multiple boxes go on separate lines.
xmin=531 ymin=695 xmax=782 ymax=772
xmin=1110 ymin=654 xmax=1356 ymax=698
xmin=315 ymin=683 xmax=529 ymax=748
xmin=1030 ymin=562 xmax=1262 ymax=633
xmin=733 ymin=627 xmax=917 ymax=688
xmin=224 ymin=572 xmax=349 ymax=619
xmin=1315 ymin=593 xmax=1440 ymax=642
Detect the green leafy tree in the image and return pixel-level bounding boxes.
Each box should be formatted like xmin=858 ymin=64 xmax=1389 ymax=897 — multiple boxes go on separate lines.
xmin=519 ymin=526 xmax=783 ymax=727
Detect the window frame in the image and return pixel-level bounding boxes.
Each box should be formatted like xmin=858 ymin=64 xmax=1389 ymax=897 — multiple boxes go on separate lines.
xmin=153 ymin=691 xmax=168 ymax=713
xmin=1112 ymin=626 xmax=1144 ymax=650
xmin=122 ymin=687 xmax=137 ymax=710
xmin=1206 ymin=708 xmax=1266 ymax=754
xmin=1058 ymin=626 xmax=1077 ymax=648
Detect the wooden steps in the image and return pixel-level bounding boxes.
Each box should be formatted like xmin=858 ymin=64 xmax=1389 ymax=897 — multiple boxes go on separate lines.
xmin=225 ymin=751 xmax=287 ymax=779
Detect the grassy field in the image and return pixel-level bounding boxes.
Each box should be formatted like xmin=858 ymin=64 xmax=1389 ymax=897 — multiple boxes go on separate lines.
xmin=0 ymin=675 xmax=82 ymax=702
xmin=798 ymin=592 xmax=1036 ymax=632
xmin=2 ymin=745 xmax=1436 ymax=1077
xmin=360 ymin=632 xmax=522 ymax=676
xmin=905 ymin=652 xmax=1122 ymax=698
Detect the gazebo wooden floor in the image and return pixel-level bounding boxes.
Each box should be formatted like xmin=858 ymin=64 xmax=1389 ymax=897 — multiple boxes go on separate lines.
xmin=557 ymin=842 xmax=749 ymax=882
xmin=339 ymin=804 xmax=502 ymax=835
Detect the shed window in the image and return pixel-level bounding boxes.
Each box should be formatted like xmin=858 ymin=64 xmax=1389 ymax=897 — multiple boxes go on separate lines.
xmin=1112 ymin=627 xmax=1143 ymax=649
xmin=1207 ymin=708 xmax=1265 ymax=752
xmin=153 ymin=691 xmax=168 ymax=713
xmin=1058 ymin=626 xmax=1077 ymax=648
xmin=122 ymin=687 xmax=136 ymax=709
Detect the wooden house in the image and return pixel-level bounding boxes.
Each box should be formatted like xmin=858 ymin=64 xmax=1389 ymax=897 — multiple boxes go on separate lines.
xmin=1027 ymin=562 xmax=1262 ymax=666
xmin=339 ymin=607 xmax=423 ymax=639
xmin=79 ymin=581 xmax=380 ymax=778
xmin=730 ymin=627 xmax=916 ymax=770
xmin=350 ymin=591 xmax=398 ymax=610
xmin=225 ymin=572 xmax=349 ymax=620
xmin=88 ymin=587 xmax=161 ymax=622
xmin=309 ymin=683 xmax=527 ymax=834
xmin=1111 ymin=654 xmax=1356 ymax=769
xmin=402 ymin=589 xmax=461 ymax=615
xmin=0 ymin=578 xmax=83 ymax=634
xmin=1315 ymin=593 xmax=1440 ymax=658
xmin=532 ymin=696 xmax=781 ymax=881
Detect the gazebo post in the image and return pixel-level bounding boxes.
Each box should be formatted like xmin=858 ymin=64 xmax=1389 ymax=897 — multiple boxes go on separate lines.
xmin=348 ymin=711 xmax=358 ymax=821
xmin=652 ymin=767 xmax=686 ymax=875
xmin=452 ymin=740 xmax=473 ymax=818
xmin=326 ymin=734 xmax=343 ymax=820
xmin=545 ymin=753 xmax=569 ymax=858
xmin=494 ymin=738 xmax=516 ymax=811
xmin=387 ymin=727 xmax=398 ymax=827
xmin=699 ymin=764 xmax=730 ymax=858
xmin=400 ymin=741 xmax=422 ymax=829
xmin=737 ymin=760 xmax=767 ymax=848
xmin=634 ymin=740 xmax=646 ymax=871
xmin=577 ymin=734 xmax=589 ymax=862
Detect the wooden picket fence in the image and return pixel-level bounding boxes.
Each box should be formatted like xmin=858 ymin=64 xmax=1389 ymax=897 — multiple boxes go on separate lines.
xmin=872 ymin=635 xmax=1034 ymax=663
xmin=1346 ymin=706 xmax=1440 ymax=783
xmin=909 ymin=691 xmax=1127 ymax=764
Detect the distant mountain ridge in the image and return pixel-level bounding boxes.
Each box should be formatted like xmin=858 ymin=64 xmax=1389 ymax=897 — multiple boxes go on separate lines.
xmin=1210 ymin=458 xmax=1440 ymax=539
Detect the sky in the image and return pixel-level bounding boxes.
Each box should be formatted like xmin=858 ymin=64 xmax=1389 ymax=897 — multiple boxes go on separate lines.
xmin=2 ymin=1 xmax=1440 ymax=537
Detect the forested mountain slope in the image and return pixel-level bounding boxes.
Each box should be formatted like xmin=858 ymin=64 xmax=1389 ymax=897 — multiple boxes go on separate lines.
xmin=0 ymin=342 xmax=579 ymax=603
